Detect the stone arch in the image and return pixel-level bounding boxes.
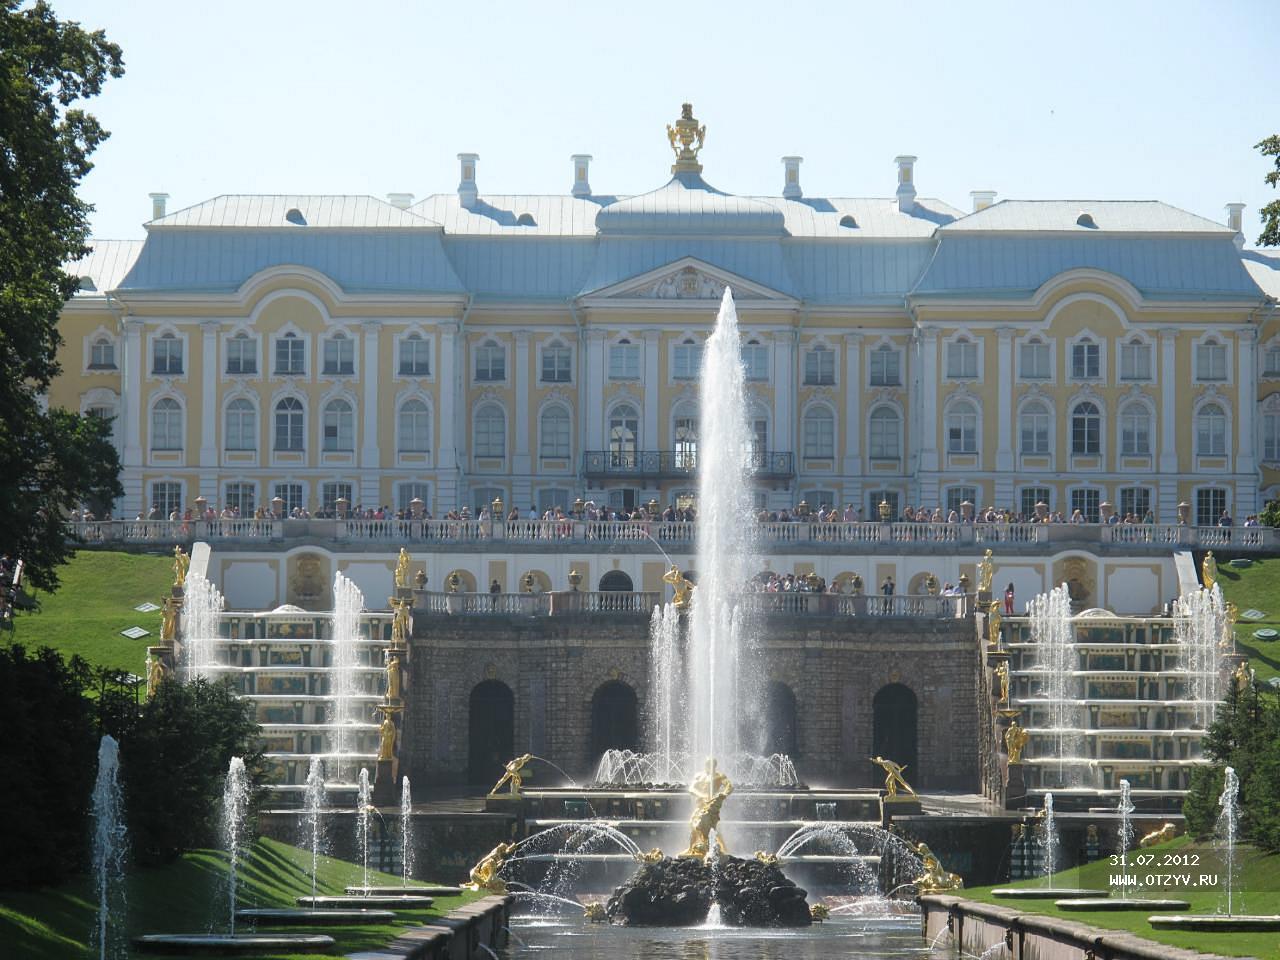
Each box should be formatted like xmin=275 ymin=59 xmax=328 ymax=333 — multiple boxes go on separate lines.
xmin=446 ymin=569 xmax=477 ymax=593
xmin=598 ymin=570 xmax=634 ymax=592
xmin=468 ymin=680 xmax=514 ymax=784
xmin=907 ymin=571 xmax=936 ymax=595
xmin=872 ymin=683 xmax=918 ymax=786
xmin=762 ymin=680 xmax=798 ymax=757
xmin=590 ymin=680 xmax=638 ymax=758
xmin=1052 ymin=555 xmax=1095 ymax=609
xmin=519 ymin=569 xmax=552 ymax=593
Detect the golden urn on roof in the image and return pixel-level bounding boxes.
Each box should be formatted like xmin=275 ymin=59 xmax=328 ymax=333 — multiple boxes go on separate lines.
xmin=666 ymin=102 xmax=706 ymax=174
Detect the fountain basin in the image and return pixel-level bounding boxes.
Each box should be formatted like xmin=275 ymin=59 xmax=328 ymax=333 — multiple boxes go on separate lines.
xmin=237 ymin=907 xmax=397 ymax=924
xmin=344 ymin=884 xmax=461 ymax=896
xmin=1056 ymin=898 xmax=1190 ymax=911
xmin=296 ymin=894 xmax=434 ymax=909
xmin=1149 ymin=914 xmax=1280 ymax=931
xmin=134 ymin=933 xmax=335 ymax=954
xmin=990 ymin=887 xmax=1109 ymax=899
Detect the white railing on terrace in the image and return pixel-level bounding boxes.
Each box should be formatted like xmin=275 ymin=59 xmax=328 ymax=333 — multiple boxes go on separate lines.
xmin=66 ymin=519 xmax=1279 ymax=551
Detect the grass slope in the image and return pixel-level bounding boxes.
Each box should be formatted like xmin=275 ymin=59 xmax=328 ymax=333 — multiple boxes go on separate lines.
xmin=961 ymin=836 xmax=1280 ymax=959
xmin=1215 ymin=557 xmax=1280 ymax=683
xmin=0 ymin=836 xmax=481 ymax=960
xmin=8 ymin=551 xmax=173 ymax=675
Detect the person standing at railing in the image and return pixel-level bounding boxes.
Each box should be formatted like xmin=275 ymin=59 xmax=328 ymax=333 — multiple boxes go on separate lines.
xmin=1004 ymin=583 xmax=1015 ymax=616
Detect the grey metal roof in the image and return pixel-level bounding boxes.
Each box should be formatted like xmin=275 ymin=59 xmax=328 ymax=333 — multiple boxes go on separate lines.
xmin=578 ymin=238 xmax=798 ymax=297
xmin=1243 ymin=250 xmax=1280 ymax=300
xmin=941 ymin=200 xmax=1232 ymax=234
xmin=414 ymin=194 xmax=607 ymax=236
xmin=444 ymin=237 xmax=597 ymax=299
xmin=151 ymin=195 xmax=440 ymax=230
xmin=69 ymin=240 xmax=144 ymax=295
xmin=763 ymin=197 xmax=961 ymax=238
xmin=785 ymin=240 xmax=938 ymax=304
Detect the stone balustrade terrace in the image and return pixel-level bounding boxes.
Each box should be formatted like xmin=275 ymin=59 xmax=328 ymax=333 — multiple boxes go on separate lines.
xmin=64 ymin=518 xmax=1273 ymax=553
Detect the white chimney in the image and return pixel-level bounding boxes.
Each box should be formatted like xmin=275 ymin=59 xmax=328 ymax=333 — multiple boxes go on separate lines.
xmin=149 ymin=192 xmax=169 ymax=220
xmin=571 ymin=154 xmax=592 ymax=198
xmin=894 ymin=156 xmax=917 ymax=213
xmin=1226 ymin=202 xmax=1246 ymax=250
xmin=782 ymin=156 xmax=803 ymax=200
xmin=457 ymin=153 xmax=479 ymax=209
xmin=970 ymin=190 xmax=997 ymax=212
xmin=387 ymin=192 xmax=414 ymax=210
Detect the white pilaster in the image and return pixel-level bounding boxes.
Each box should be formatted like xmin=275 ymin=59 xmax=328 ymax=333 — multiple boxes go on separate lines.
xmin=842 ymin=333 xmax=862 ymax=477
xmin=437 ymin=321 xmax=459 ymax=511
xmin=586 ymin=329 xmax=607 ymax=448
xmin=513 ymin=331 xmax=531 ymax=471
xmin=360 ymin=321 xmax=381 ymax=505
xmin=1158 ymin=328 xmax=1180 ymax=521
xmin=642 ymin=330 xmax=660 ymax=448
xmin=199 ymin=319 xmax=218 ymax=469
xmin=1238 ymin=327 xmax=1259 ymax=514
xmin=918 ymin=328 xmax=939 ymax=472
xmin=774 ymin=330 xmax=795 ymax=456
xmin=121 ymin=318 xmax=144 ymax=516
xmin=995 ymin=327 xmax=1014 ymax=473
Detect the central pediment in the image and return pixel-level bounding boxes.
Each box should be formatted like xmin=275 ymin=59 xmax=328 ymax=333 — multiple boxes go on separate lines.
xmin=581 ymin=257 xmax=795 ymax=305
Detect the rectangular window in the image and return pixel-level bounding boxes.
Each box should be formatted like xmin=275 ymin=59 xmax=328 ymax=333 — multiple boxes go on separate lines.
xmin=540 ymin=345 xmax=572 ymax=383
xmin=869 ymin=347 xmax=901 ymax=386
xmin=1118 ymin=487 xmax=1152 ymax=520
xmin=1119 ymin=341 xmax=1151 ymax=381
xmin=607 ymin=488 xmax=638 ymax=512
xmin=1020 ymin=487 xmax=1052 ymax=519
xmin=867 ymin=490 xmax=899 ymax=519
xmin=226 ymin=336 xmax=257 ymax=375
xmin=322 ymin=336 xmax=354 ymax=375
xmin=398 ymin=482 xmax=430 ymax=513
xmin=275 ymin=335 xmax=305 ymax=375
xmin=1120 ymin=409 xmax=1151 ymax=455
xmin=1020 ymin=407 xmax=1050 ymax=454
xmin=1071 ymin=342 xmax=1100 ymax=380
xmin=472 ymin=486 xmax=505 ymax=516
xmin=946 ymin=340 xmax=978 ymax=379
xmin=273 ymin=482 xmax=304 ymax=515
xmin=150 ymin=481 xmax=182 ymax=518
xmin=540 ymin=413 xmax=571 ymax=458
xmin=90 ymin=339 xmax=116 ymax=370
xmin=475 ymin=342 xmax=506 ymax=381
xmin=947 ymin=410 xmax=977 ymax=453
xmin=224 ymin=482 xmax=255 ymax=515
xmin=1070 ymin=488 xmax=1101 ymax=523
xmin=741 ymin=343 xmax=769 ymax=381
xmin=535 ymin=488 xmax=571 ymax=513
xmin=1196 ymin=488 xmax=1227 ymax=526
xmin=1019 ymin=341 xmax=1050 ymax=380
xmin=152 ymin=336 xmax=183 ymax=375
xmin=946 ymin=486 xmax=978 ymax=517
xmin=398 ymin=336 xmax=431 ymax=376
xmin=1265 ymin=347 xmax=1280 ymax=377
xmin=1196 ymin=343 xmax=1227 ymax=381
xmin=609 ymin=343 xmax=640 ymax=380
xmin=1264 ymin=412 xmax=1280 ymax=461
xmin=804 ymin=347 xmax=835 ymax=385
xmin=801 ymin=490 xmax=838 ymax=511
xmin=674 ymin=341 xmax=702 ymax=380
xmin=321 ymin=482 xmax=353 ymax=514
xmin=803 ymin=413 xmax=834 ymax=458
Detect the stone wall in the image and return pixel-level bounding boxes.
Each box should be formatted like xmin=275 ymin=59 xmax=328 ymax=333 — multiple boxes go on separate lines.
xmin=403 ymin=611 xmax=980 ymax=791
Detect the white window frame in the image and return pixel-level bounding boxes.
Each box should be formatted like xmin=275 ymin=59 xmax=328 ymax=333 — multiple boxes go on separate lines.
xmin=1070 ymin=338 xmax=1102 ymax=381
xmin=397 ymin=397 xmax=431 ymax=453
xmin=540 ymin=340 xmax=573 ymax=384
xmin=868 ymin=342 xmax=902 ymax=387
xmin=1017 ymin=336 xmax=1052 ymax=382
xmin=1194 ymin=401 xmax=1229 ymax=457
xmin=474 ymin=402 xmax=506 ymax=459
xmin=1118 ymin=400 xmax=1153 ymax=456
xmin=945 ymin=398 xmax=979 ymax=454
xmin=1018 ymin=398 xmax=1052 ymax=456
xmin=609 ymin=339 xmax=641 ymax=381
xmin=225 ymin=331 xmax=259 ymax=376
xmin=1263 ymin=341 xmax=1280 ymax=379
xmin=1069 ymin=486 xmax=1103 ymax=523
xmin=672 ymin=337 xmax=703 ymax=382
xmin=1118 ymin=335 xmax=1153 ymax=382
xmin=273 ymin=329 xmax=307 ymax=377
xmin=538 ymin=404 xmax=572 ymax=459
xmin=396 ymin=331 xmax=432 ymax=379
xmin=868 ymin=404 xmax=902 ymax=460
xmin=224 ymin=396 xmax=258 ymax=452
xmin=1263 ymin=395 xmax=1280 ymax=462
xmin=474 ymin=339 xmax=507 ymax=383
xmin=149 ymin=329 xmax=187 ymax=379
xmin=321 ymin=331 xmax=356 ymax=377
xmin=804 ymin=342 xmax=836 ymax=386
xmin=1194 ymin=337 xmax=1230 ymax=384
xmin=273 ymin=395 xmax=306 ymax=452
xmin=741 ymin=339 xmax=769 ymax=382
xmin=321 ymin=397 xmax=355 ymax=452
xmin=84 ymin=326 xmax=118 ymax=372
xmin=802 ymin=405 xmax=835 ymax=459
xmin=398 ymin=482 xmax=431 ymax=513
xmin=944 ymin=334 xmax=980 ymax=380
xmin=1019 ymin=486 xmax=1053 ymax=518
xmin=1070 ymin=399 xmax=1103 ymax=456
xmin=149 ymin=395 xmax=184 ymax=451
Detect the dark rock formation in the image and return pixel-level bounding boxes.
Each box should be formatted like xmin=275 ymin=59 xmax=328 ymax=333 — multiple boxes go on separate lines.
xmin=605 ymin=856 xmax=811 ymax=927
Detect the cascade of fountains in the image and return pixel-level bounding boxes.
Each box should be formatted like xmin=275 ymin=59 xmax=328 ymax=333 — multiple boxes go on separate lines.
xmin=1117 ymin=779 xmax=1135 ymax=858
xmin=1027 ymin=584 xmax=1081 ymax=787
xmin=1174 ymin=586 xmax=1227 ymax=729
xmin=1218 ymin=766 xmax=1240 ymax=916
xmin=181 ymin=572 xmax=225 ymax=680
xmin=648 ymin=603 xmax=682 ymax=783
xmin=1039 ymin=792 xmax=1058 ymax=882
xmin=222 ymin=757 xmax=251 ymax=934
xmin=329 ymin=573 xmax=366 ymax=782
xmin=301 ymin=756 xmax=326 ymax=899
xmin=356 ymin=768 xmax=372 ymax=893
xmin=687 ymin=288 xmax=757 ymax=764
xmin=400 ymin=776 xmax=414 ymax=884
xmin=90 ymin=735 xmax=128 ymax=960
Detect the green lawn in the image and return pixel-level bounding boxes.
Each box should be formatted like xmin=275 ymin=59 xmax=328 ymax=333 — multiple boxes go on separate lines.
xmin=8 ymin=551 xmax=173 ymax=676
xmin=0 ymin=836 xmax=481 ymax=960
xmin=1214 ymin=556 xmax=1280 ymax=682
xmin=961 ymin=836 xmax=1280 ymax=959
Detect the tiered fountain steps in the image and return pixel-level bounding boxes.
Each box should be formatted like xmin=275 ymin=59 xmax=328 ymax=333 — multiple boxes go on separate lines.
xmin=134 ymin=933 xmax=336 ymax=954
xmin=1057 ymin=898 xmax=1190 ymax=911
xmin=297 ymin=894 xmax=434 ymax=909
xmin=990 ymin=887 xmax=1110 ymax=899
xmin=236 ymin=907 xmax=397 ymax=925
xmin=345 ymin=885 xmax=462 ymax=896
xmin=519 ymin=787 xmax=883 ymax=822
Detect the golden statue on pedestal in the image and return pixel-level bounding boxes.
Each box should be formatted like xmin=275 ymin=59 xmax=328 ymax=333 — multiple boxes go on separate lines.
xmin=146 ymin=655 xmax=166 ymax=699
xmin=465 ymin=841 xmax=517 ymax=892
xmin=662 ymin=564 xmax=694 ymax=610
xmin=977 ymin=549 xmax=994 ymax=594
xmin=995 ymin=660 xmax=1010 ymax=704
xmin=681 ymin=757 xmax=734 ymax=858
xmin=160 ymin=595 xmax=180 ymax=641
xmin=637 ymin=847 xmax=664 ymax=864
xmin=172 ymin=546 xmax=189 ymax=588
xmin=1234 ymin=660 xmax=1252 ymax=694
xmin=1201 ymin=551 xmax=1217 ymax=591
xmin=987 ymin=602 xmax=1003 ymax=649
xmin=913 ymin=841 xmax=964 ymax=894
xmin=490 ymin=753 xmax=534 ymax=797
xmin=390 ymin=599 xmax=411 ymax=648
xmin=376 ymin=708 xmax=398 ymax=762
xmin=385 ymin=652 xmax=402 ymax=701
xmin=754 ymin=850 xmax=780 ymax=866
xmin=871 ymin=756 xmax=917 ymax=799
xmin=666 ymin=102 xmax=707 ymax=173
xmin=395 ymin=548 xmax=411 ymax=591
xmin=582 ymin=901 xmax=607 ymax=922
xmin=1004 ymin=719 xmax=1030 ymax=764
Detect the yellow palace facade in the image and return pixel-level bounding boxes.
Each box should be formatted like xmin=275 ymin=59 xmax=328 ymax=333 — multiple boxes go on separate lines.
xmin=52 ymin=107 xmax=1280 ymax=525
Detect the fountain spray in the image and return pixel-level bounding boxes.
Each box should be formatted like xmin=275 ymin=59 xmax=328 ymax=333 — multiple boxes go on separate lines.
xmin=329 ymin=573 xmax=366 ymax=783
xmin=1218 ymin=766 xmax=1240 ymax=916
xmin=357 ymin=768 xmax=372 ymax=893
xmin=1040 ymin=792 xmax=1058 ymax=883
xmin=400 ymin=776 xmax=414 ymax=884
xmin=302 ymin=756 xmax=326 ymax=899
xmin=222 ymin=757 xmax=251 ymax=934
xmin=1117 ymin=779 xmax=1135 ymax=859
xmin=90 ymin=735 xmax=128 ymax=960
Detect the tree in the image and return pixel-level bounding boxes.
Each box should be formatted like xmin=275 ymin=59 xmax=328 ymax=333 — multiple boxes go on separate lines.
xmin=0 ymin=2 xmax=125 ymax=592
xmin=1259 ymin=135 xmax=1280 ymax=247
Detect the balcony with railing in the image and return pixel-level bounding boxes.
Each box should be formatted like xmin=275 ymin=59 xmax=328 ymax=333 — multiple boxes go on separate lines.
xmin=582 ymin=449 xmax=794 ymax=480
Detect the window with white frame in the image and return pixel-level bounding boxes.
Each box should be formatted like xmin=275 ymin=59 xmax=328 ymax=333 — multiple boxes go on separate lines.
xmin=273 ymin=397 xmax=304 ymax=451
xmin=802 ymin=407 xmax=835 ymax=459
xmin=1119 ymin=402 xmax=1152 ymax=455
xmin=150 ymin=481 xmax=183 ymax=518
xmin=1196 ymin=340 xmax=1228 ymax=381
xmin=321 ymin=482 xmax=353 ymax=513
xmin=946 ymin=486 xmax=978 ymax=516
xmin=224 ymin=482 xmax=255 ymax=515
xmin=607 ymin=488 xmax=638 ymax=513
xmin=1195 ymin=403 xmax=1227 ymax=456
xmin=274 ymin=333 xmax=305 ymax=375
xmin=539 ymin=406 xmax=571 ymax=458
xmin=398 ymin=482 xmax=430 ymax=513
xmin=322 ymin=333 xmax=354 ymax=375
xmin=1119 ymin=337 xmax=1151 ymax=381
xmin=473 ymin=486 xmax=506 ymax=515
xmin=1020 ymin=487 xmax=1051 ymax=519
xmin=674 ymin=338 xmax=702 ymax=380
xmin=748 ymin=416 xmax=768 ymax=460
xmin=1265 ymin=407 xmax=1280 ymax=461
xmin=609 ymin=340 xmax=640 ymax=380
xmin=536 ymin=487 xmax=572 ymax=512
xmin=1265 ymin=345 xmax=1280 ymax=377
xmin=224 ymin=398 xmax=256 ymax=451
xmin=541 ymin=343 xmax=572 ymax=383
xmin=397 ymin=399 xmax=430 ymax=453
xmin=868 ymin=405 xmax=901 ymax=459
xmin=322 ymin=399 xmax=354 ymax=451
xmin=474 ymin=403 xmax=506 ymax=458
xmin=274 ymin=482 xmax=303 ymax=515
xmin=946 ymin=338 xmax=978 ymax=379
xmin=89 ymin=336 xmax=116 ymax=370
xmin=1118 ymin=487 xmax=1152 ymax=520
xmin=150 ymin=398 xmax=182 ymax=450
xmin=945 ymin=400 xmax=978 ymax=453
xmin=1071 ymin=401 xmax=1101 ymax=454
xmin=741 ymin=340 xmax=769 ymax=381
xmin=869 ymin=344 xmax=901 ymax=386
xmin=1019 ymin=339 xmax=1050 ymax=380
xmin=1070 ymin=488 xmax=1101 ymax=522
xmin=152 ymin=333 xmax=183 ymax=375
xmin=674 ymin=415 xmax=698 ymax=469
xmin=226 ymin=333 xmax=257 ymax=375
xmin=1019 ymin=401 xmax=1050 ymax=455
xmin=867 ymin=489 xmax=899 ymax=518
xmin=1196 ymin=488 xmax=1227 ymax=526
xmin=474 ymin=340 xmax=505 ymax=382
xmin=609 ymin=405 xmax=639 ymax=465
xmin=1071 ymin=339 xmax=1101 ymax=380
xmin=803 ymin=344 xmax=835 ymax=385
xmin=398 ymin=333 xmax=431 ymax=376
xmin=802 ymin=490 xmax=838 ymax=511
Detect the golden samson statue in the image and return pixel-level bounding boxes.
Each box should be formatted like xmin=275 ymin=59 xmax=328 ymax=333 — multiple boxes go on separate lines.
xmin=465 ymin=841 xmax=517 ymax=892
xmin=490 ymin=753 xmax=533 ymax=797
xmin=662 ymin=564 xmax=694 ymax=610
xmin=913 ymin=841 xmax=964 ymax=894
xmin=681 ymin=757 xmax=734 ymax=858
xmin=871 ymin=756 xmax=917 ymax=798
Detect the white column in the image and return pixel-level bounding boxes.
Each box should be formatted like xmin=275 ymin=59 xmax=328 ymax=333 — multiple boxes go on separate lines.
xmin=199 ymin=322 xmax=218 ymax=495
xmin=642 ymin=330 xmax=660 ymax=447
xmin=586 ymin=329 xmax=607 ymax=449
xmin=842 ymin=333 xmax=862 ymax=477
xmin=121 ymin=318 xmax=144 ymax=516
xmin=1237 ymin=327 xmax=1258 ymax=514
xmin=774 ymin=331 xmax=795 ymax=456
xmin=512 ymin=331 xmax=532 ymax=508
xmin=995 ymin=327 xmax=1014 ymax=472
xmin=1158 ymin=328 xmax=1180 ymax=521
xmin=918 ymin=328 xmax=939 ymax=472
xmin=360 ymin=321 xmax=381 ymax=505
xmin=437 ymin=321 xmax=458 ymax=511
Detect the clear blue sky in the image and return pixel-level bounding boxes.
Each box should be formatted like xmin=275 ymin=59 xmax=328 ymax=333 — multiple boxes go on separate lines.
xmin=56 ymin=0 xmax=1280 ymax=245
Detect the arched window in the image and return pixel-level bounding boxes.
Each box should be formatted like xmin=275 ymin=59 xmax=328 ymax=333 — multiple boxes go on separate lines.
xmin=1196 ymin=339 xmax=1227 ymax=382
xmin=397 ymin=399 xmax=430 ymax=453
xmin=89 ymin=336 xmax=116 ymax=370
xmin=322 ymin=398 xmax=354 ymax=451
xmin=741 ymin=339 xmax=768 ymax=381
xmin=150 ymin=397 xmax=182 ymax=450
xmin=1071 ymin=337 xmax=1100 ymax=380
xmin=803 ymin=406 xmax=835 ymax=458
xmin=1120 ymin=337 xmax=1151 ymax=381
xmin=945 ymin=337 xmax=978 ymax=379
xmin=1019 ymin=338 xmax=1049 ymax=380
xmin=224 ymin=398 xmax=256 ymax=451
xmin=609 ymin=404 xmax=638 ymax=466
xmin=1119 ymin=402 xmax=1152 ymax=456
xmin=274 ymin=397 xmax=304 ymax=451
xmin=541 ymin=341 xmax=572 ymax=383
xmin=1019 ymin=401 xmax=1050 ymax=455
xmin=1071 ymin=401 xmax=1101 ymax=455
xmin=474 ymin=403 xmax=506 ymax=458
xmin=1196 ymin=403 xmax=1227 ymax=456
xmin=804 ymin=343 xmax=835 ymax=385
xmin=539 ymin=405 xmax=570 ymax=458
xmin=322 ymin=332 xmax=354 ymax=375
xmin=468 ymin=680 xmax=514 ymax=784
xmin=226 ymin=332 xmax=256 ymax=375
xmin=152 ymin=332 xmax=183 ymax=375
xmin=674 ymin=338 xmax=702 ymax=380
xmin=872 ymin=684 xmax=918 ymax=784
xmin=945 ymin=400 xmax=978 ymax=454
xmin=590 ymin=681 xmax=639 ymax=757
xmin=868 ymin=406 xmax=901 ymax=459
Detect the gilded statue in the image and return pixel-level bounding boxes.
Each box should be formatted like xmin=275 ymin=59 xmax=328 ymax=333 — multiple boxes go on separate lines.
xmin=689 ymin=756 xmax=731 ymax=805
xmin=662 ymin=564 xmax=694 ymax=610
xmin=1004 ymin=720 xmax=1030 ymax=764
xmin=1234 ymin=660 xmax=1251 ymax=694
xmin=172 ymin=546 xmax=189 ymax=588
xmin=682 ymin=789 xmax=731 ymax=859
xmin=754 ymin=850 xmax=780 ymax=866
xmin=490 ymin=753 xmax=534 ymax=797
xmin=377 ymin=711 xmax=397 ymax=761
xmin=385 ymin=652 xmax=402 ymax=701
xmin=465 ymin=841 xmax=517 ymax=892
xmin=988 ymin=602 xmax=1003 ymax=649
xmin=994 ymin=660 xmax=1010 ymax=704
xmin=871 ymin=756 xmax=917 ymax=799
xmin=810 ymin=903 xmax=830 ymax=921
xmin=913 ymin=841 xmax=964 ymax=894
xmin=637 ymin=847 xmax=664 ymax=864
xmin=391 ymin=599 xmax=411 ymax=648
xmin=1140 ymin=823 xmax=1177 ymax=848
xmin=146 ymin=655 xmax=166 ymax=699
xmin=160 ymin=595 xmax=180 ymax=642
xmin=977 ymin=549 xmax=994 ymax=594
xmin=1201 ymin=551 xmax=1217 ymax=591
xmin=395 ymin=548 xmax=411 ymax=590
xmin=582 ymin=902 xmax=607 ymax=922
xmin=665 ymin=102 xmax=706 ymax=169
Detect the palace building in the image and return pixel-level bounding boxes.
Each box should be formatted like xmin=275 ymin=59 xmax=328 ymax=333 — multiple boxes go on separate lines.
xmin=54 ymin=105 xmax=1280 ymax=526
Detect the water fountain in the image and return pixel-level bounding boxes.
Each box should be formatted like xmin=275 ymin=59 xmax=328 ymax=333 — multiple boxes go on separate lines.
xmin=223 ymin=756 xmax=251 ymax=934
xmin=1027 ymin=585 xmax=1082 ymax=788
xmin=328 ymin=573 xmax=365 ymax=783
xmin=991 ymin=792 xmax=1107 ymax=901
xmin=647 ymin=603 xmax=683 ymax=784
xmin=1117 ymin=778 xmax=1135 ymax=858
xmin=301 ymin=756 xmax=326 ymax=899
xmin=180 ymin=572 xmax=224 ymax=680
xmin=400 ymin=775 xmax=414 ymax=885
xmin=90 ymin=735 xmax=127 ymax=960
xmin=356 ymin=767 xmax=372 ymax=893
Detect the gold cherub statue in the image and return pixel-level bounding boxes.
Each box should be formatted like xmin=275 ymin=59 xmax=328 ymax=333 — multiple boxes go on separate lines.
xmin=871 ymin=756 xmax=917 ymax=799
xmin=995 ymin=660 xmax=1010 ymax=704
xmin=465 ymin=841 xmax=517 ymax=892
xmin=662 ymin=564 xmax=694 ymax=610
xmin=395 ymin=548 xmax=411 ymax=590
xmin=490 ymin=753 xmax=534 ymax=797
xmin=376 ymin=709 xmax=398 ymax=761
xmin=1201 ymin=551 xmax=1217 ymax=591
xmin=172 ymin=546 xmax=189 ymax=588
xmin=1004 ymin=719 xmax=1030 ymax=765
xmin=913 ymin=841 xmax=964 ymax=894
